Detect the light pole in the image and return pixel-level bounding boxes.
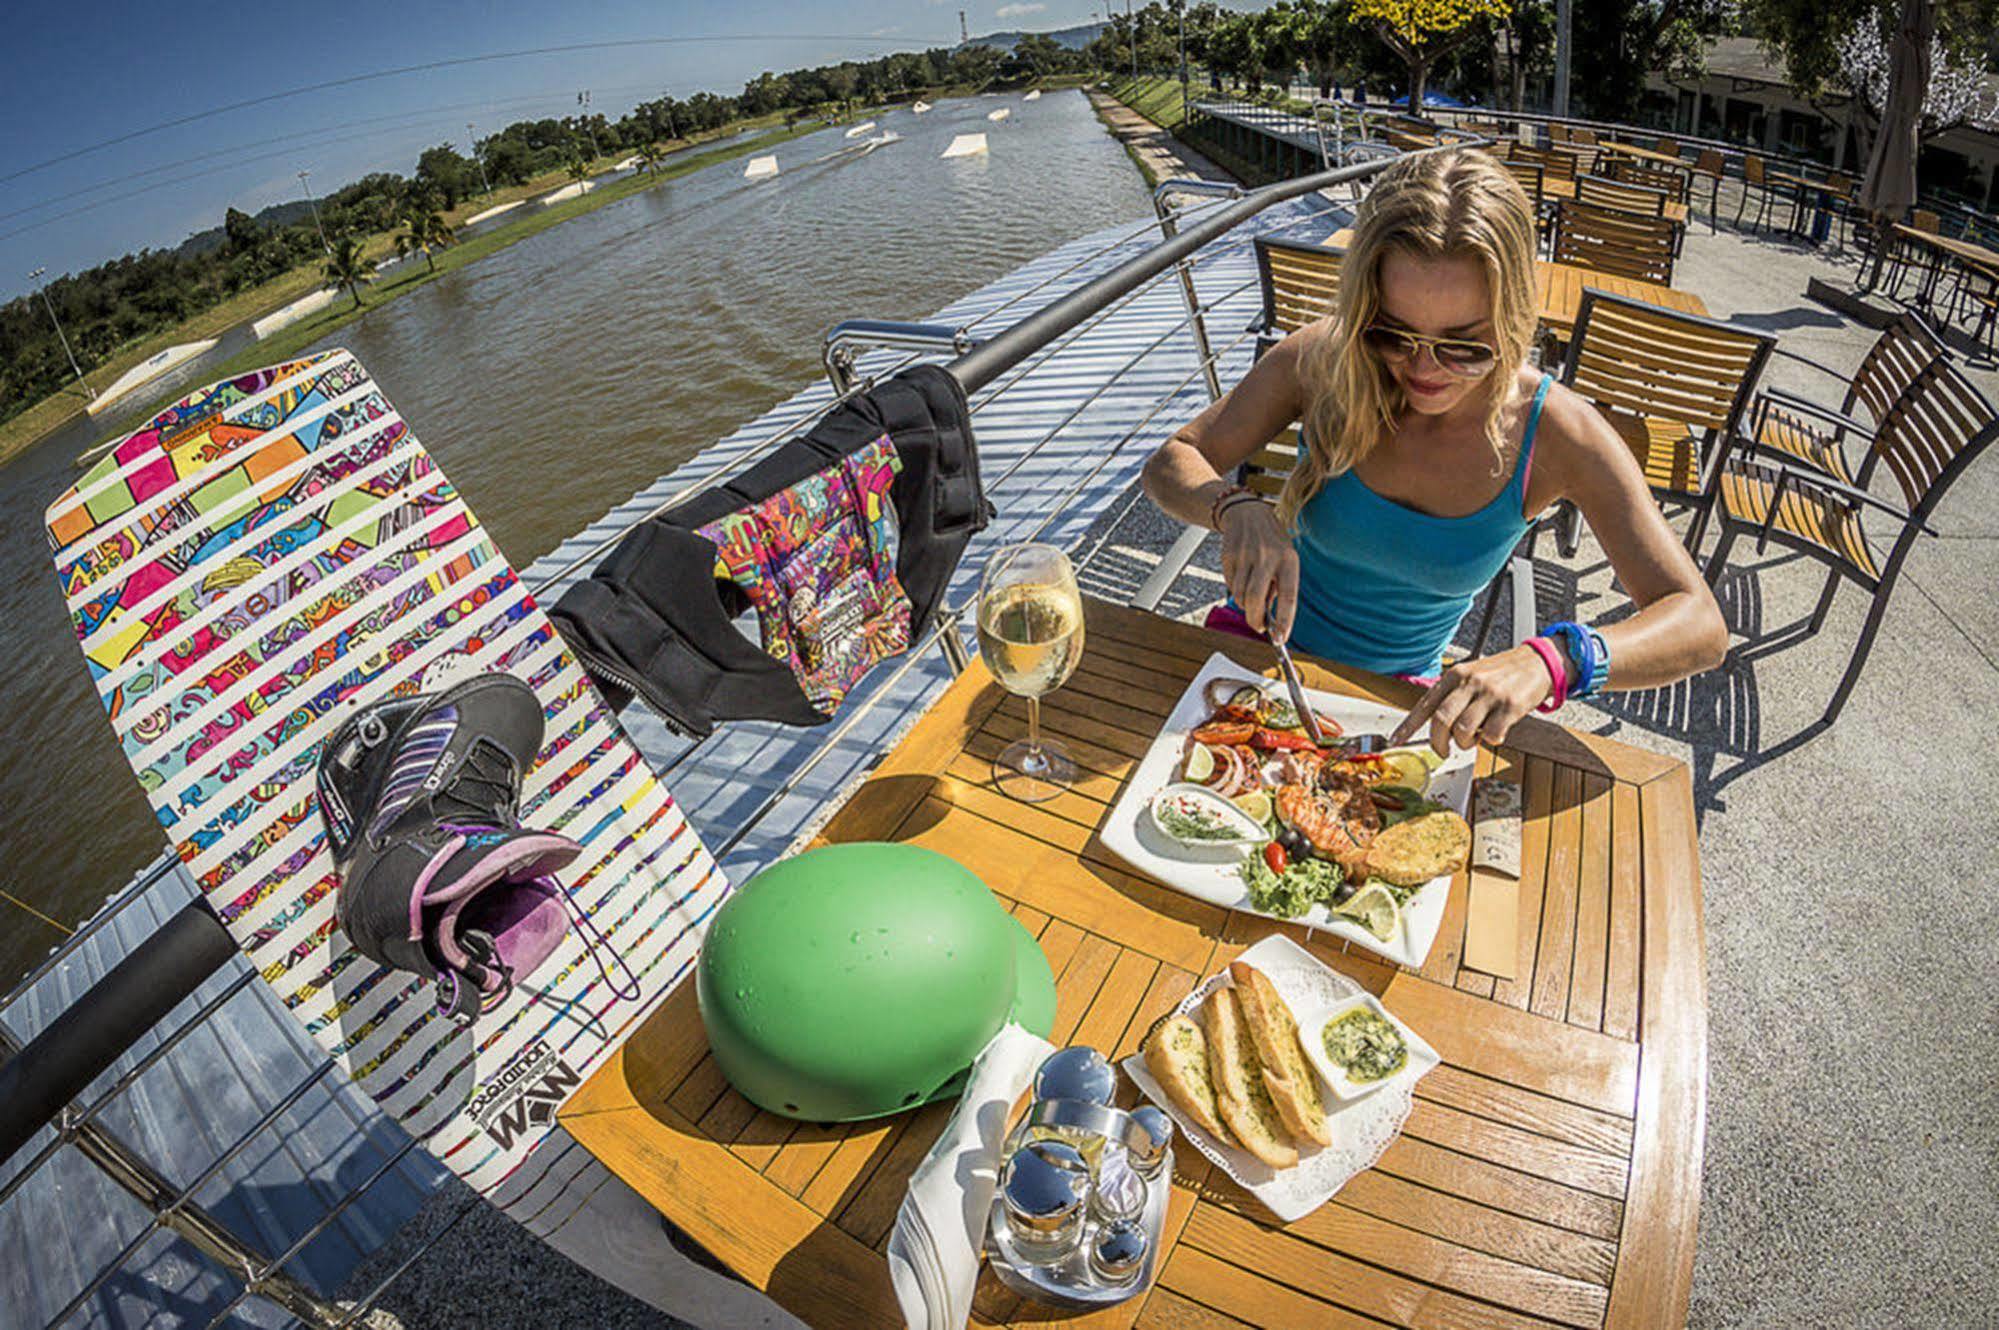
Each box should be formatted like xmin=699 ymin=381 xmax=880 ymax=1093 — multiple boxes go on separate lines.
xmin=296 ymin=170 xmax=330 ymax=254
xmin=1177 ymin=0 xmax=1188 ymax=108
xmin=26 ymin=267 xmax=94 ymax=399
xmin=467 ymin=123 xmax=492 ymax=195
xmin=577 ymin=90 xmax=601 ymax=159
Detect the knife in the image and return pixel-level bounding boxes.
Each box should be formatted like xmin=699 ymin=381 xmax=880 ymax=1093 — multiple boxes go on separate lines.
xmin=1270 ymin=634 xmax=1328 ymax=748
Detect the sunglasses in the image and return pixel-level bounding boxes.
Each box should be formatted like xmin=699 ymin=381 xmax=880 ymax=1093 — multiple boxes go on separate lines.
xmin=1360 ymin=324 xmax=1498 ymax=377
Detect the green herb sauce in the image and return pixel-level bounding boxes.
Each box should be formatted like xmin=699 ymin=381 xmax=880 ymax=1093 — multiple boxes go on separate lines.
xmin=1321 ymin=1008 xmax=1408 ymax=1083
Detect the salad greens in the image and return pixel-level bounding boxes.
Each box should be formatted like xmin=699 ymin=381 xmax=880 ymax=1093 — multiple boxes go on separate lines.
xmin=1238 ymin=854 xmax=1343 ymax=917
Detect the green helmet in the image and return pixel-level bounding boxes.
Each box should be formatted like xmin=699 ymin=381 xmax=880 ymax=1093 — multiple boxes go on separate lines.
xmin=697 ymin=843 xmax=1056 ymax=1122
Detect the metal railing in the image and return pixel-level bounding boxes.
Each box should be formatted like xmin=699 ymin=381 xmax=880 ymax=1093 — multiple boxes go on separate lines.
xmin=0 ymin=147 xmax=1406 ymax=1329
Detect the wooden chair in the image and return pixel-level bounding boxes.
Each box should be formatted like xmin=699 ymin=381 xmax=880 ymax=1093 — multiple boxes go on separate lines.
xmin=1734 ymin=154 xmax=1800 ymax=234
xmin=1383 ymin=128 xmax=1435 ymax=151
xmin=1500 ymin=159 xmax=1547 ymax=236
xmin=1559 ymin=290 xmax=1774 ymax=518
xmin=1690 ymin=148 xmax=1727 ymax=232
xmin=1249 ymin=235 xmax=1343 ymax=357
xmin=1551 ymin=200 xmax=1680 ymax=285
xmin=1702 ymin=356 xmax=1997 ymax=724
xmin=1603 ymin=157 xmax=1691 ymax=206
xmin=1577 ymin=173 xmax=1669 ymax=218
xmin=1514 ymin=143 xmax=1578 ymax=184
xmin=1652 ymin=136 xmax=1680 ymax=159
xmin=1741 ymin=313 xmax=1946 ymax=487
xmin=1909 ymin=208 xmax=1940 ymax=234
xmin=1953 ymin=264 xmax=1999 ymax=355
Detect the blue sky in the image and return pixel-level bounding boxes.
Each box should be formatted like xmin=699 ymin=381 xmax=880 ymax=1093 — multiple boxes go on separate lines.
xmin=0 ymin=0 xmax=1144 ymax=300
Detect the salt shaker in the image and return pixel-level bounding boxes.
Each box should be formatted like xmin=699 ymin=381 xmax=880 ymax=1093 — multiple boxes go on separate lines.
xmin=1089 ymin=1219 xmax=1149 ymax=1287
xmin=1033 ymin=1047 xmax=1116 ymax=1106
xmin=1126 ymin=1106 xmax=1174 ymax=1181
xmin=1000 ymin=1139 xmax=1089 ymax=1265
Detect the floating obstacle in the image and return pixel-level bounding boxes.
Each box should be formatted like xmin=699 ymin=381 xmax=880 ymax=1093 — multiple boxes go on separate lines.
xmin=844 ymin=120 xmax=877 ymax=138
xmin=941 ymin=133 xmax=989 ymax=159
xmin=911 ymin=100 xmax=931 ymax=113
xmin=1023 ymin=89 xmax=1041 ymax=102
xmin=86 ymin=339 xmax=220 ymax=415
xmin=987 ymin=108 xmax=1011 ymax=123
xmin=249 ymin=287 xmax=338 ymax=340
xmin=743 ymin=155 xmax=780 ymax=179
xmin=536 ymin=179 xmax=595 ymax=205
xmin=461 ymin=199 xmax=524 ymax=227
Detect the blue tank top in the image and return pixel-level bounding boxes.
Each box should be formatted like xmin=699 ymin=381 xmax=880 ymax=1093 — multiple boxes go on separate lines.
xmin=1289 ymin=374 xmax=1551 ymax=676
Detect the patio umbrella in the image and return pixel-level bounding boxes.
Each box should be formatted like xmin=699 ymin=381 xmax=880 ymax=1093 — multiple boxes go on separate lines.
xmin=1858 ymin=0 xmax=1932 ymax=287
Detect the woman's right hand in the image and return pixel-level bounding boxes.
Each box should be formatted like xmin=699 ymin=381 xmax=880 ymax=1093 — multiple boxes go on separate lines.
xmin=1218 ymin=500 xmax=1299 ymax=642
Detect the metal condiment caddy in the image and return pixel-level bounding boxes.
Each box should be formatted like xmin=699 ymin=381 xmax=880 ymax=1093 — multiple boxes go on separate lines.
xmin=985 ymin=1047 xmax=1174 ymax=1308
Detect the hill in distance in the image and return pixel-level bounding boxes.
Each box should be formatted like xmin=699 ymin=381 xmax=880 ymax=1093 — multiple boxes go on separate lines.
xmin=961 ymin=21 xmax=1105 ymax=52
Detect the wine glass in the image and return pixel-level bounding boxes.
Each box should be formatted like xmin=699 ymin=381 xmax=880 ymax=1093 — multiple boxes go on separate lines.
xmin=976 ymin=543 xmax=1085 ymax=802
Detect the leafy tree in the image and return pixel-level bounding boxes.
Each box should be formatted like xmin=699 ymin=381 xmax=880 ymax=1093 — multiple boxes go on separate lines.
xmin=1349 ymin=0 xmax=1511 ymax=107
xmin=322 ymin=236 xmax=374 ymax=309
xmin=414 ymin=144 xmax=476 ymax=210
xmin=636 ymin=141 xmax=668 ymax=177
xmin=223 ymin=207 xmax=262 ymax=254
xmin=565 ymin=154 xmax=590 ymax=184
xmin=393 ymin=205 xmax=455 ymax=273
xmin=1742 ymin=0 xmax=1999 ymax=107
xmin=1207 ymin=12 xmax=1265 ymax=89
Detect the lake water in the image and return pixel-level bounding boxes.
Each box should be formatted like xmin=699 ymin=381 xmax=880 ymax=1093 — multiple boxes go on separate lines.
xmin=0 ymin=90 xmax=1151 ymax=984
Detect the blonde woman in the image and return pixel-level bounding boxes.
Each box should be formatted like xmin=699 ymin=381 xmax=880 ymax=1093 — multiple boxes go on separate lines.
xmin=1141 ymin=149 xmax=1727 ymax=756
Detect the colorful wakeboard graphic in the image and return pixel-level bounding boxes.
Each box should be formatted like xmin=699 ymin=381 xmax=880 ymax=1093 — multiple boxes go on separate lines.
xmin=46 ymin=350 xmax=730 ymax=1203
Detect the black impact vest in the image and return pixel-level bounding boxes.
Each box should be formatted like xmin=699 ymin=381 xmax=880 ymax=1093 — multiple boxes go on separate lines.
xmin=550 ymin=365 xmax=991 ymax=737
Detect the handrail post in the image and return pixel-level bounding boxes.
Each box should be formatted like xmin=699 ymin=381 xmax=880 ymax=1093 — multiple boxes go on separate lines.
xmin=1151 ymin=178 xmax=1244 ymax=405
xmin=820 ymin=319 xmax=979 ymax=396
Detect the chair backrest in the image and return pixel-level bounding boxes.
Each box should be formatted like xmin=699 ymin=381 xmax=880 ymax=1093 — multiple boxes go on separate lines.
xmin=1869 ymin=355 xmax=1999 ymax=523
xmin=1577 ymin=172 xmax=1669 ymax=217
xmin=1572 ymin=126 xmax=1600 ymax=146
xmin=1693 ymin=148 xmax=1725 ymax=178
xmin=1254 ymin=235 xmax=1344 ymax=343
xmin=1561 ymin=291 xmax=1776 ymax=491
xmin=1603 ymin=157 xmax=1690 ymax=204
xmin=1552 ymin=201 xmax=1679 ymax=283
xmin=1743 ymin=154 xmax=1767 ymax=186
xmin=1500 ymin=158 xmax=1546 ymax=213
xmin=1847 ymin=312 xmax=1947 ymax=429
xmin=1910 ymin=208 xmax=1940 ymax=233
xmin=1514 ymin=143 xmax=1577 ymax=182
xmin=1652 ymin=136 xmax=1680 ymax=159
xmin=1383 ymin=128 xmax=1433 ymax=151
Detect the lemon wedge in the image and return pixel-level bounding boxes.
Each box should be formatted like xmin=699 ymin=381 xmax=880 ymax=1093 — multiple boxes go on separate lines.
xmin=1231 ymin=789 xmax=1273 ymax=828
xmin=1334 ymin=883 xmax=1400 ymax=941
xmin=1183 ymin=743 xmax=1216 ymax=784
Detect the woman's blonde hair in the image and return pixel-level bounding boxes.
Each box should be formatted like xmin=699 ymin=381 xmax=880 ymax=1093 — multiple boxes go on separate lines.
xmin=1276 ymin=148 xmax=1540 ymax=529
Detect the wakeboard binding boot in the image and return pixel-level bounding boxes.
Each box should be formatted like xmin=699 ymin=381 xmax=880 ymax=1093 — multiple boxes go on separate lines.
xmin=317 ymin=673 xmax=576 ymax=1022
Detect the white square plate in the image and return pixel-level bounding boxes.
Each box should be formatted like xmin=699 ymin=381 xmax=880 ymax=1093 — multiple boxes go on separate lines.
xmin=1119 ymin=934 xmax=1435 ymax=1222
xmin=1297 ymin=991 xmax=1441 ymax=1102
xmin=1099 ymin=651 xmax=1474 ymax=968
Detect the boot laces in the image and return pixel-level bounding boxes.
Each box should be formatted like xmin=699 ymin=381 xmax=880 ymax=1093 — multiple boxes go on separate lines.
xmin=431 ymin=740 xmax=519 ymax=830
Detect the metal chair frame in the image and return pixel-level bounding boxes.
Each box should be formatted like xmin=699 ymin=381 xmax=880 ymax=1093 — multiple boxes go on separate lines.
xmin=1702 ymin=357 xmax=1997 ymax=724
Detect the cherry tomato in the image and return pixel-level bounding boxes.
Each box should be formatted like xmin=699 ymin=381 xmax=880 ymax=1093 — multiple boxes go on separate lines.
xmin=1263 ymin=841 xmax=1288 ymax=875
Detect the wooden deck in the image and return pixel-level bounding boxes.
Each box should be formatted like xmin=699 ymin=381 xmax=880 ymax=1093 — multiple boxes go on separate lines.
xmin=561 ymin=598 xmax=1708 ymax=1328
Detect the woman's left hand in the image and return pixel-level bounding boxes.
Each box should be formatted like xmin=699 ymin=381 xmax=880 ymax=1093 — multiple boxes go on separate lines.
xmin=1388 ymin=645 xmax=1557 ymax=757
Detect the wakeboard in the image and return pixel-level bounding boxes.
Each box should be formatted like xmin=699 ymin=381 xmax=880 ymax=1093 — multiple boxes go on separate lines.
xmin=45 ymin=349 xmax=729 ymax=1208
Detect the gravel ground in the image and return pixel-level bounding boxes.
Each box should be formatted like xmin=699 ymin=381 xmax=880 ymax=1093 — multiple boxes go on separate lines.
xmin=337 ymin=181 xmax=1999 ymax=1328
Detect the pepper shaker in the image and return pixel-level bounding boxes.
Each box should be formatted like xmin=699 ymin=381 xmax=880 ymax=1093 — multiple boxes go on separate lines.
xmin=999 ymin=1139 xmax=1089 ymax=1265
xmin=1126 ymin=1106 xmax=1173 ymax=1182
xmin=1089 ymin=1219 xmax=1149 ymax=1287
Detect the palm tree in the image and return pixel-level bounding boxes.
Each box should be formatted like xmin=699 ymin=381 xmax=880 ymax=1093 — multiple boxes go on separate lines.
xmin=322 ymin=236 xmax=373 ymax=309
xmin=394 ymin=204 xmax=456 ymax=273
xmin=637 ymin=140 xmax=667 ymax=177
xmin=565 ymin=154 xmax=590 ymax=184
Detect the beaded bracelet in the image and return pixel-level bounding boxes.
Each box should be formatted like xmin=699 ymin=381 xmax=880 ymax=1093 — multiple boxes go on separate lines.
xmin=1522 ymin=636 xmax=1569 ymax=712
xmin=1208 ymin=483 xmax=1252 ymax=530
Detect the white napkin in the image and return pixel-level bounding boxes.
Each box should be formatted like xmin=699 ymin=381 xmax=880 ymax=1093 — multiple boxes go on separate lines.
xmin=887 ymin=1022 xmax=1054 ymax=1330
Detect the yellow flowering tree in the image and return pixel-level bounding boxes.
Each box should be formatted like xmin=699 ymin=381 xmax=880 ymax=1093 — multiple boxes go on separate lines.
xmin=1351 ymin=0 xmax=1512 ymax=110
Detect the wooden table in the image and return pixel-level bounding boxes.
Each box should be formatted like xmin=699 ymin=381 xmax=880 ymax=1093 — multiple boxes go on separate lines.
xmin=559 ymin=598 xmax=1709 ymax=1329
xmin=1536 ymin=260 xmax=1708 ymax=337
xmin=1596 ymin=141 xmax=1689 ymax=170
xmin=1894 ymin=224 xmax=1999 ymax=310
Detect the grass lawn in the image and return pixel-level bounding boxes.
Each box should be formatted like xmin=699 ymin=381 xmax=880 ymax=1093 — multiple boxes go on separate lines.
xmin=1105 ymin=75 xmax=1192 ymax=134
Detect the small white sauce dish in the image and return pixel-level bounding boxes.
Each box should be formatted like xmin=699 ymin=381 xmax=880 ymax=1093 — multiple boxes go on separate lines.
xmin=1297 ymin=992 xmax=1440 ymax=1102
xmin=1143 ymin=783 xmax=1268 ymax=860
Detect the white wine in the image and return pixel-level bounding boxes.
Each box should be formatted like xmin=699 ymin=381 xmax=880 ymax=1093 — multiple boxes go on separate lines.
xmin=978 ymin=582 xmax=1084 ymax=698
